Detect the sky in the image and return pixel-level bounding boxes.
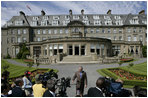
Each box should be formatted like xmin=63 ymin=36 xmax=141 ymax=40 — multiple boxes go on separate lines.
xmin=1 ymin=1 xmax=147 ymax=26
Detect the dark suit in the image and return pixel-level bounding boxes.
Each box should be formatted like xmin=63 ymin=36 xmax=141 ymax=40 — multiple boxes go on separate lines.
xmin=72 ymin=71 xmax=87 ymax=95
xmin=43 ymin=90 xmax=55 ymax=97
xmin=12 ymin=86 xmax=26 ymax=97
xmin=87 ymin=87 xmax=104 ymax=97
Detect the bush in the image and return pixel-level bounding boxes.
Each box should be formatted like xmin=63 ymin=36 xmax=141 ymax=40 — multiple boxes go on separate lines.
xmin=142 ymin=45 xmax=147 ymax=57
xmin=5 ymin=54 xmax=11 ymax=59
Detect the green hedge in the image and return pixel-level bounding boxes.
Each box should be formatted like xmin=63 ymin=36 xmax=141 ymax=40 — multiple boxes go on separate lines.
xmin=98 ymin=68 xmax=147 ymax=87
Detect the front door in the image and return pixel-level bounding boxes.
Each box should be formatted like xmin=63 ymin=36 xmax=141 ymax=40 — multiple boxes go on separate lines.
xmin=75 ymin=46 xmax=79 ymax=55
xmin=33 ymin=46 xmax=41 ymax=57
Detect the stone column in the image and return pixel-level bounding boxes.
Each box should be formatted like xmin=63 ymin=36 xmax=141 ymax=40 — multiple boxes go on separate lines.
xmin=30 ymin=46 xmax=33 ymax=57
xmin=73 ymin=44 xmax=75 ymax=55
xmin=79 ymin=44 xmax=81 ymax=56
xmin=95 ymin=43 xmax=97 ymax=54
xmin=57 ymin=44 xmax=59 ymax=54
xmin=47 ymin=44 xmax=49 ymax=57
xmin=52 ymin=44 xmax=54 ymax=56
xmin=104 ymin=43 xmax=107 ymax=57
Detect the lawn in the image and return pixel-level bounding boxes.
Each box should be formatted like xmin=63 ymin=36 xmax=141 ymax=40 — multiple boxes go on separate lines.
xmin=97 ymin=62 xmax=147 ymax=88
xmin=1 ymin=59 xmax=58 ymax=78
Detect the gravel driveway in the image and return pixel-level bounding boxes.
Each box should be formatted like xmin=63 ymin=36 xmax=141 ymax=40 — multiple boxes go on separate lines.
xmin=6 ymin=58 xmax=147 ymax=97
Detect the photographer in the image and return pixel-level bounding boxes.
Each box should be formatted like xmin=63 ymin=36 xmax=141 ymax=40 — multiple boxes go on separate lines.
xmin=43 ymin=79 xmax=56 ymax=97
xmin=87 ymin=77 xmax=104 ymax=97
xmin=32 ymin=74 xmax=46 ymax=97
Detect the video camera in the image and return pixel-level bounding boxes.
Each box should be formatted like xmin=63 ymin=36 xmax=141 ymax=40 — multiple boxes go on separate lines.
xmin=39 ymin=69 xmax=71 ymax=97
xmin=100 ymin=77 xmax=132 ymax=97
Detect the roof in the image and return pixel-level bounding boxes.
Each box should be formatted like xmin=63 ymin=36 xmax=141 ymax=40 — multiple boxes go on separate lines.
xmin=2 ymin=11 xmax=147 ymax=28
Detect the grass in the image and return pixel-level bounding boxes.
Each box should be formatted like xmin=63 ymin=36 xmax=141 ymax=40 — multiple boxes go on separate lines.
xmin=1 ymin=59 xmax=58 ymax=78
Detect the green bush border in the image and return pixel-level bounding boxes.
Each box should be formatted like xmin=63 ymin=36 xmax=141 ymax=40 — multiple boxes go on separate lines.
xmin=97 ymin=68 xmax=147 ymax=87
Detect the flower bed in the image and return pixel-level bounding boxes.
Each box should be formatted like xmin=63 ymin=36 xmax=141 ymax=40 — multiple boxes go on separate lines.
xmin=120 ymin=58 xmax=133 ymax=62
xmin=109 ymin=69 xmax=147 ymax=81
xmin=24 ymin=59 xmax=34 ymax=63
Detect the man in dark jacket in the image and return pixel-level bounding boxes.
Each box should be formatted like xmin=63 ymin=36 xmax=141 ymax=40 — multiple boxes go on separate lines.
xmin=12 ymin=78 xmax=26 ymax=97
xmin=87 ymin=77 xmax=105 ymax=97
xmin=72 ymin=66 xmax=87 ymax=97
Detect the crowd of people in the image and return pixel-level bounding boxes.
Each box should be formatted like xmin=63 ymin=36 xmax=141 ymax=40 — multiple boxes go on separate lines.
xmin=1 ymin=66 xmax=147 ymax=97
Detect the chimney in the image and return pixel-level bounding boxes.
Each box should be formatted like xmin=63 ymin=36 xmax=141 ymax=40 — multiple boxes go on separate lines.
xmin=69 ymin=9 xmax=72 ymax=15
xmin=139 ymin=10 xmax=145 ymax=15
xmin=81 ymin=9 xmax=84 ymax=15
xmin=41 ymin=10 xmax=46 ymax=16
xmin=107 ymin=9 xmax=111 ymax=14
xmin=19 ymin=11 xmax=25 ymax=16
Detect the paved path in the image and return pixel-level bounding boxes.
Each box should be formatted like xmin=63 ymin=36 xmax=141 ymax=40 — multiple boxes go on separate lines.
xmin=7 ymin=58 xmax=147 ymax=97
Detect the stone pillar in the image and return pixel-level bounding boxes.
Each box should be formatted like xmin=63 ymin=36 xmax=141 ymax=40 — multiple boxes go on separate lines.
xmin=95 ymin=44 xmax=97 ymax=54
xmin=30 ymin=46 xmax=33 ymax=57
xmin=57 ymin=44 xmax=59 ymax=54
xmin=104 ymin=43 xmax=107 ymax=57
xmin=47 ymin=44 xmax=49 ymax=57
xmin=100 ymin=44 xmax=102 ymax=57
xmin=73 ymin=44 xmax=75 ymax=55
xmin=52 ymin=44 xmax=54 ymax=56
xmin=79 ymin=44 xmax=81 ymax=56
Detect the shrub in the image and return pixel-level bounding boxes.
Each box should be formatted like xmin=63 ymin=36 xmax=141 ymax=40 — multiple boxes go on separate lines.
xmin=5 ymin=54 xmax=11 ymax=59
xmin=142 ymin=45 xmax=147 ymax=57
xmin=2 ymin=64 xmax=9 ymax=71
xmin=16 ymin=52 xmax=22 ymax=59
xmin=120 ymin=58 xmax=133 ymax=62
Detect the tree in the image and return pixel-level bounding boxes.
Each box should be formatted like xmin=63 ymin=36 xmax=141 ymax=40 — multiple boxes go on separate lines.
xmin=142 ymin=45 xmax=147 ymax=57
xmin=118 ymin=61 xmax=123 ymax=67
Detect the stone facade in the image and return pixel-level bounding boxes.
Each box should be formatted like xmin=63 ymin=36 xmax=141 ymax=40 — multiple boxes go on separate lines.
xmin=1 ymin=9 xmax=147 ymax=63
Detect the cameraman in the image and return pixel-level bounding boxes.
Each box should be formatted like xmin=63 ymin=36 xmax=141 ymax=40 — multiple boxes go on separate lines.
xmin=32 ymin=74 xmax=46 ymax=97
xmin=43 ymin=79 xmax=56 ymax=97
xmin=87 ymin=77 xmax=105 ymax=97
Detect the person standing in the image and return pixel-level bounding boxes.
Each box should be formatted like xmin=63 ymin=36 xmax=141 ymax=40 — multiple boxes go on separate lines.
xmin=72 ymin=66 xmax=87 ymax=97
xmin=22 ymin=71 xmax=32 ymax=97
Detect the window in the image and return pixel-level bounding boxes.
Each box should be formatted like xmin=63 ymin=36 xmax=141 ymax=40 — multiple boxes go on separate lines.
xmin=12 ymin=29 xmax=15 ymax=34
xmin=139 ymin=27 xmax=142 ymax=33
xmin=119 ymin=36 xmax=122 ymax=40
xmin=83 ymin=20 xmax=89 ymax=25
xmin=133 ymin=36 xmax=137 ymax=41
xmin=93 ymin=15 xmax=100 ymax=19
xmin=83 ymin=15 xmax=88 ymax=20
xmin=42 ymin=37 xmax=46 ymax=40
xmin=127 ymin=27 xmax=131 ymax=33
xmin=108 ymin=28 xmax=111 ymax=33
xmin=15 ymin=21 xmax=23 ymax=26
xmin=96 ymin=28 xmax=99 ymax=33
xmin=130 ymin=46 xmax=134 ymax=54
xmin=104 ymin=16 xmax=110 ymax=20
xmin=113 ymin=29 xmax=116 ymax=33
xmin=43 ymin=30 xmax=46 ymax=34
xmin=96 ymin=44 xmax=100 ymax=55
xmin=84 ymin=28 xmax=87 ymax=33
xmin=114 ymin=36 xmax=116 ymax=40
xmin=59 ymin=44 xmax=63 ymax=53
xmin=119 ymin=28 xmax=122 ymax=33
xmin=94 ymin=20 xmax=101 ymax=25
xmin=63 ymin=20 xmax=70 ymax=25
xmin=48 ymin=29 xmax=51 ymax=34
xmin=31 ymin=21 xmax=37 ymax=26
xmin=139 ymin=35 xmax=143 ymax=41
xmin=65 ymin=29 xmax=69 ymax=33
xmin=73 ymin=15 xmax=79 ymax=20
xmin=90 ymin=44 xmax=95 ymax=53
xmin=133 ymin=27 xmax=136 ymax=33
xmin=114 ymin=16 xmax=121 ymax=20
xmin=102 ymin=29 xmax=105 ymax=33
xmin=115 ymin=20 xmax=123 ymax=25
xmin=16 ymin=48 xmax=19 ymax=55
xmin=81 ymin=45 xmax=85 ymax=55
xmin=68 ymin=45 xmax=73 ymax=55
xmin=37 ymin=30 xmax=40 ymax=34
xmin=42 ymin=16 xmax=48 ymax=20
xmin=43 ymin=46 xmax=47 ymax=56
xmin=65 ymin=15 xmax=70 ymax=20
xmin=52 ymin=20 xmax=59 ymax=26
xmin=41 ymin=21 xmax=48 ymax=26
xmin=23 ymin=29 xmax=26 ymax=34
xmin=105 ymin=20 xmax=112 ymax=25
xmin=17 ymin=29 xmax=21 ymax=35
xmin=91 ymin=29 xmax=94 ymax=33
xmin=53 ymin=16 xmax=59 ymax=20
xmin=49 ymin=45 xmax=53 ymax=56
xmin=130 ymin=18 xmax=139 ymax=24
xmin=33 ymin=16 xmax=39 ymax=21
xmin=60 ymin=29 xmax=63 ymax=34
xmin=54 ymin=30 xmax=57 ymax=34
xmin=142 ymin=20 xmax=147 ymax=24
xmin=22 ymin=37 xmax=27 ymax=42
xmin=128 ymin=35 xmax=131 ymax=41
xmin=11 ymin=37 xmax=15 ymax=43
xmin=17 ymin=37 xmax=21 ymax=43
xmin=37 ymin=37 xmax=41 ymax=41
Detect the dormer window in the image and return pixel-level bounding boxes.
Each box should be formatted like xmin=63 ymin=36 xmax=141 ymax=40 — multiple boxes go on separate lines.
xmin=104 ymin=16 xmax=111 ymax=20
xmin=15 ymin=21 xmax=23 ymax=26
xmin=73 ymin=15 xmax=79 ymax=20
xmin=105 ymin=20 xmax=112 ymax=25
xmin=53 ymin=16 xmax=59 ymax=20
xmin=94 ymin=20 xmax=101 ymax=25
xmin=33 ymin=16 xmax=39 ymax=21
xmin=130 ymin=16 xmax=139 ymax=24
xmin=142 ymin=20 xmax=147 ymax=24
xmin=31 ymin=21 xmax=37 ymax=26
xmin=65 ymin=15 xmax=70 ymax=20
xmin=63 ymin=20 xmax=70 ymax=26
xmin=93 ymin=15 xmax=100 ymax=19
xmin=114 ymin=16 xmax=121 ymax=20
xmin=83 ymin=15 xmax=88 ymax=20
xmin=41 ymin=20 xmax=48 ymax=26
xmin=42 ymin=16 xmax=48 ymax=20
xmin=52 ymin=20 xmax=59 ymax=26
xmin=82 ymin=20 xmax=89 ymax=25
xmin=7 ymin=22 xmax=13 ymax=26
xmin=115 ymin=20 xmax=123 ymax=25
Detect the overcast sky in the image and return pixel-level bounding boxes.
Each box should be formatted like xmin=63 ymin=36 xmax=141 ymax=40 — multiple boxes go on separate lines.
xmin=1 ymin=1 xmax=147 ymax=26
